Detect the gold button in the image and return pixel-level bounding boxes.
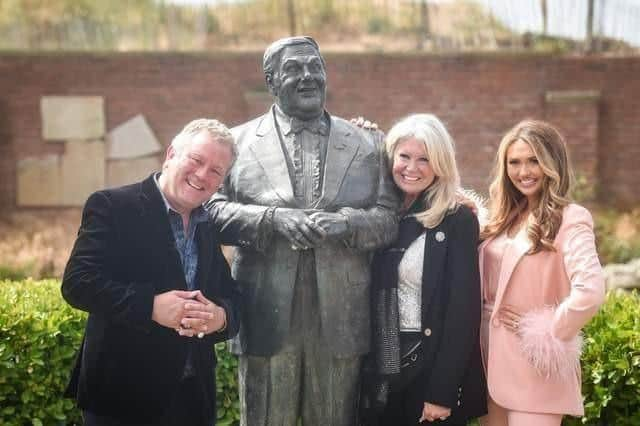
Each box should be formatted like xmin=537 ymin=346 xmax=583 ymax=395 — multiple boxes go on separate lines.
xmin=424 ymin=328 xmax=432 ymax=336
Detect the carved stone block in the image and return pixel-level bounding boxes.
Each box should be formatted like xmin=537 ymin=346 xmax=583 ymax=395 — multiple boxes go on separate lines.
xmin=106 ymin=155 xmax=162 ymax=188
xmin=60 ymin=140 xmax=105 ymax=206
xmin=17 ymin=155 xmax=63 ymax=206
xmin=41 ymin=96 xmax=105 ymax=141
xmin=107 ymin=115 xmax=162 ymax=159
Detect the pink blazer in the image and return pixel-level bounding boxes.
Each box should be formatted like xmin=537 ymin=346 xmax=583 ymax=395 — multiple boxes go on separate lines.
xmin=479 ymin=204 xmax=605 ymax=416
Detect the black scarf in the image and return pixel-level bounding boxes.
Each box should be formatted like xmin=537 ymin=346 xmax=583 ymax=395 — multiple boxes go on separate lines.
xmin=360 ymin=215 xmax=425 ymax=420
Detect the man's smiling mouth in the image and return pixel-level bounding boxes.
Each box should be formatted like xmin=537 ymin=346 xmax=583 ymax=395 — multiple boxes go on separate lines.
xmin=187 ymin=179 xmax=204 ymax=191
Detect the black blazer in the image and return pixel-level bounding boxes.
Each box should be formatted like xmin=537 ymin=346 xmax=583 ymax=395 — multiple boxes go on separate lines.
xmin=61 ymin=175 xmax=241 ymax=424
xmin=415 ymin=205 xmax=487 ymax=421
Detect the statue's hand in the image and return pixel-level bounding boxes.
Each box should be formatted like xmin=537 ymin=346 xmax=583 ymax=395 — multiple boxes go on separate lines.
xmin=272 ymin=208 xmax=326 ymax=250
xmin=308 ymin=211 xmax=349 ymax=241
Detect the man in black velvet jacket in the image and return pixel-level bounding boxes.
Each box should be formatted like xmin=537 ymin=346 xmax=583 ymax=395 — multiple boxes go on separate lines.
xmin=61 ymin=119 xmax=241 ymax=426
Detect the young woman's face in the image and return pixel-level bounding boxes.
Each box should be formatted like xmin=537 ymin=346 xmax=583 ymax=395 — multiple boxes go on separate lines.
xmin=506 ymin=139 xmax=544 ymax=205
xmin=392 ymin=137 xmax=436 ymax=203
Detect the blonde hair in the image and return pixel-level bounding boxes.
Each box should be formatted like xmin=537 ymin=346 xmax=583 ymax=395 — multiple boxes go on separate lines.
xmin=481 ymin=119 xmax=573 ymax=253
xmin=385 ymin=113 xmax=460 ymax=229
xmin=166 ymin=118 xmax=237 ymax=171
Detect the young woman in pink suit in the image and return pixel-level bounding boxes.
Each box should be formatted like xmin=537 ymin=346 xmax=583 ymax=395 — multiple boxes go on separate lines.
xmin=478 ymin=120 xmax=606 ymax=426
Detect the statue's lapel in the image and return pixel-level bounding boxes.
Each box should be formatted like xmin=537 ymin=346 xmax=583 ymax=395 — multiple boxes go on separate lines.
xmin=315 ymin=117 xmax=358 ymax=209
xmin=248 ymin=112 xmax=295 ymax=204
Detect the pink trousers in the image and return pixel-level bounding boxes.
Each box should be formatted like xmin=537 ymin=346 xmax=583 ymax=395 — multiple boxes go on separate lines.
xmin=479 ymin=397 xmax=563 ymax=426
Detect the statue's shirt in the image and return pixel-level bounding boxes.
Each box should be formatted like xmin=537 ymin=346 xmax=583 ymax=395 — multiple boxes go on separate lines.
xmin=273 ymin=106 xmax=330 ymax=207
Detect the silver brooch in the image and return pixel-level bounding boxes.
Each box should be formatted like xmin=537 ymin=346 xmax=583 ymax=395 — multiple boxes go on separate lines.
xmin=435 ymin=231 xmax=446 ymax=242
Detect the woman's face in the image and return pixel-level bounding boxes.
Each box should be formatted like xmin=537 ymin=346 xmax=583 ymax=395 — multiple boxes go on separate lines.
xmin=392 ymin=137 xmax=436 ymax=203
xmin=506 ymin=139 xmax=544 ymax=205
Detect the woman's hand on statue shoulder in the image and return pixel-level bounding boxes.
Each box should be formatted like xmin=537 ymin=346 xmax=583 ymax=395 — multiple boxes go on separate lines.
xmin=350 ymin=116 xmax=378 ymax=130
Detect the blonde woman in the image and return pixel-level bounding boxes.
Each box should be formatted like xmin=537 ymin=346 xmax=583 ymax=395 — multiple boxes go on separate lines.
xmin=361 ymin=114 xmax=487 ymax=426
xmin=479 ymin=120 xmax=606 ymax=426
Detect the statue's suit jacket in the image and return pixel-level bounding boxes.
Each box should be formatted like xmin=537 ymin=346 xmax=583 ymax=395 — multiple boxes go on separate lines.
xmin=62 ymin=175 xmax=241 ymax=423
xmin=209 ymin=107 xmax=399 ymax=357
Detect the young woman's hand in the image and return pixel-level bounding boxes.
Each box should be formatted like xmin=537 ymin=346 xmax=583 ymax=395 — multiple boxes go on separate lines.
xmin=499 ymin=304 xmax=523 ymax=334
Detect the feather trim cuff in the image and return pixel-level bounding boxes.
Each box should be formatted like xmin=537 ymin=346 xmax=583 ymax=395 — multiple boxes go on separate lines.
xmin=457 ymin=188 xmax=488 ymax=227
xmin=518 ymin=308 xmax=582 ymax=381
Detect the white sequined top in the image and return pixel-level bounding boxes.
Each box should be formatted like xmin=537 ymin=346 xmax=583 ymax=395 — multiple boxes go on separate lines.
xmin=397 ymin=232 xmax=426 ymax=332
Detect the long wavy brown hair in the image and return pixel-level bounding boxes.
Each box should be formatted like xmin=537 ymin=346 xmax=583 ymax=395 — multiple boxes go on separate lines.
xmin=481 ymin=119 xmax=573 ymax=253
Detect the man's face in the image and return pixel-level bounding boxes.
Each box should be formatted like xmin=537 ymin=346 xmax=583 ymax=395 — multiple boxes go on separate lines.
xmin=161 ymin=130 xmax=233 ymax=215
xmin=269 ymin=43 xmax=327 ymax=120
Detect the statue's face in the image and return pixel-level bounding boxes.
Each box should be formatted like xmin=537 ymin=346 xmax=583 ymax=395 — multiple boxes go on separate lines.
xmin=270 ymin=44 xmax=326 ymax=120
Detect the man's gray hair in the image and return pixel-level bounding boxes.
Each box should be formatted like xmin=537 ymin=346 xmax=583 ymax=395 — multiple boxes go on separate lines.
xmin=262 ymin=36 xmax=323 ymax=79
xmin=170 ymin=118 xmax=237 ymax=166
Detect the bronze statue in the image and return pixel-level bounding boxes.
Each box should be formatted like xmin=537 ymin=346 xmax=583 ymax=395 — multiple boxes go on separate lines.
xmin=208 ymin=36 xmax=399 ymax=425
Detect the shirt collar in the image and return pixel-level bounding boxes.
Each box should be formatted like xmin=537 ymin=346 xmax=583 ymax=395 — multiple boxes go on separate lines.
xmin=153 ymin=173 xmax=208 ymax=224
xmin=273 ymin=104 xmax=329 ymax=136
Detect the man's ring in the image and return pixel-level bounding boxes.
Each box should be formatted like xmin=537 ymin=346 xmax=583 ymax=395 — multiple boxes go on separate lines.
xmin=197 ymin=332 xmax=205 ymax=339
xmin=513 ymin=320 xmax=519 ymax=329
xmin=440 ymin=416 xmax=447 ymax=420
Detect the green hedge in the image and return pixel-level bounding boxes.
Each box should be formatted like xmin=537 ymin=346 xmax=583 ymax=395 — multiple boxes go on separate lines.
xmin=564 ymin=290 xmax=640 ymax=426
xmin=0 ymin=279 xmax=82 ymax=425
xmin=0 ymin=279 xmax=239 ymax=426
xmin=593 ymin=208 xmax=640 ymax=265
xmin=1 ymin=280 xmax=639 ymax=425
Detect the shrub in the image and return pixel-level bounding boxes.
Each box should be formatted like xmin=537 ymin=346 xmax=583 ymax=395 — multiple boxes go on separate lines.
xmin=0 ymin=211 xmax=79 ymax=279
xmin=216 ymin=343 xmax=240 ymax=425
xmin=0 ymin=279 xmax=240 ymax=426
xmin=0 ymin=279 xmax=84 ymax=425
xmin=2 ymin=280 xmax=639 ymax=425
xmin=564 ymin=291 xmax=640 ymax=425
xmin=0 ymin=264 xmax=30 ymax=281
xmin=367 ymin=16 xmax=392 ymax=34
xmin=593 ymin=208 xmax=640 ymax=265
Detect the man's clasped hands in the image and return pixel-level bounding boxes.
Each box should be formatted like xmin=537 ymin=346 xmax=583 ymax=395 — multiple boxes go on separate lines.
xmin=151 ymin=290 xmax=227 ymax=338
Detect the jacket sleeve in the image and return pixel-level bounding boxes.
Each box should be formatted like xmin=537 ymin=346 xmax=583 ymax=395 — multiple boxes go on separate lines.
xmin=518 ymin=205 xmax=605 ymax=379
xmin=206 ymin=242 xmax=242 ymax=344
xmin=206 ymin=184 xmax=274 ymax=252
xmin=61 ymin=191 xmax=155 ymax=332
xmin=553 ymin=206 xmax=606 ymax=339
xmin=423 ymin=207 xmax=481 ymax=409
xmin=336 ymin=131 xmax=400 ymax=251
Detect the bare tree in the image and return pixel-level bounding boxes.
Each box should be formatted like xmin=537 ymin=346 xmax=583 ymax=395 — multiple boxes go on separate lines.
xmin=286 ymin=0 xmax=296 ymax=36
xmin=586 ymin=0 xmax=595 ymax=52
xmin=417 ymin=0 xmax=430 ymax=50
xmin=195 ymin=4 xmax=208 ymax=49
xmin=540 ymin=0 xmax=548 ymax=35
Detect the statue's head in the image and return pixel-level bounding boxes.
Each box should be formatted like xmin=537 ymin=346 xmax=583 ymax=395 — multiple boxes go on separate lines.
xmin=263 ymin=36 xmax=327 ymax=121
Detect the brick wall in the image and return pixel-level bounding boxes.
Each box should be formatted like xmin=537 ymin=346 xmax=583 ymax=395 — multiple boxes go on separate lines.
xmin=0 ymin=98 xmax=14 ymax=213
xmin=1 ymin=52 xmax=639 ymax=211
